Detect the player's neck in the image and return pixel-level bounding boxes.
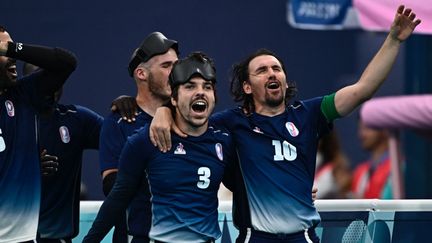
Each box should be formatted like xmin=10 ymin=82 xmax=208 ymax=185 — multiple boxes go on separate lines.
xmin=175 ymin=118 xmax=208 ymax=137
xmin=136 ymin=92 xmax=169 ymax=117
xmin=254 ymin=103 xmax=285 ymax=117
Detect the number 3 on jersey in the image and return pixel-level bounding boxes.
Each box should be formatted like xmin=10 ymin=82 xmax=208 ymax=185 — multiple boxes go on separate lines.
xmin=272 ymin=140 xmax=297 ymax=161
xmin=0 ymin=129 xmax=5 ymax=152
xmin=197 ymin=167 xmax=211 ymax=189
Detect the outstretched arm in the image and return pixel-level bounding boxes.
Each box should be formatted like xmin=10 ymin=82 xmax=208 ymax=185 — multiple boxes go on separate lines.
xmin=335 ymin=5 xmax=421 ymax=117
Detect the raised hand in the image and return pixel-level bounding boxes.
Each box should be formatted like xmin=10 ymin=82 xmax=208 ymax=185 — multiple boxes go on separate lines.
xmin=390 ymin=5 xmax=422 ymax=42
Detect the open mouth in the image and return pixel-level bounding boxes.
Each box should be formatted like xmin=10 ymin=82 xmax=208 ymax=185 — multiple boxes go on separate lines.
xmin=7 ymin=64 xmax=17 ymax=78
xmin=191 ymin=100 xmax=207 ymax=113
xmin=266 ymin=81 xmax=280 ymax=90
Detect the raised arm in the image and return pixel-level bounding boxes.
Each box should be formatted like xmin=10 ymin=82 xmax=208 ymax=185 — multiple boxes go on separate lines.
xmin=334 ymin=5 xmax=421 ymax=117
xmin=0 ymin=41 xmax=77 ymax=96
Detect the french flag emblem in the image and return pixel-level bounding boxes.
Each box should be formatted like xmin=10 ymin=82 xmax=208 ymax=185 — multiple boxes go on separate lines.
xmin=215 ymin=143 xmax=223 ymax=161
xmin=5 ymin=100 xmax=14 ymax=117
xmin=59 ymin=126 xmax=70 ymax=143
xmin=286 ymin=122 xmax=299 ymax=137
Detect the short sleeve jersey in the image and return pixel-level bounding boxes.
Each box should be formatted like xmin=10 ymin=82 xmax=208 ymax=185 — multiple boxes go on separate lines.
xmin=98 ymin=108 xmax=153 ymax=236
xmin=212 ymin=97 xmax=331 ymax=234
xmin=38 ymin=104 xmax=103 ymax=239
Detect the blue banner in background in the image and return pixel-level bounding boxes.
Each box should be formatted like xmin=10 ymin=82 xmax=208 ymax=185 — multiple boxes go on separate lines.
xmin=287 ymin=0 xmax=359 ymax=30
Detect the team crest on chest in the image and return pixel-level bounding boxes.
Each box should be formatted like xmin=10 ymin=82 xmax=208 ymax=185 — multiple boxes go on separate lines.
xmin=5 ymin=100 xmax=15 ymax=117
xmin=174 ymin=143 xmax=186 ymax=155
xmin=59 ymin=126 xmax=70 ymax=143
xmin=215 ymin=143 xmax=223 ymax=161
xmin=285 ymin=122 xmax=299 ymax=137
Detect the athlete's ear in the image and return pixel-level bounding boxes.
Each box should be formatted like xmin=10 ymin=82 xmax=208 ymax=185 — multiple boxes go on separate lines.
xmin=170 ymin=97 xmax=177 ymax=108
xmin=135 ymin=66 xmax=148 ymax=81
xmin=243 ymin=81 xmax=252 ymax=94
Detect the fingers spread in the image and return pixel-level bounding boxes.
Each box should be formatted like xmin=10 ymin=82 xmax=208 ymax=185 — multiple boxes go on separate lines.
xmin=397 ymin=5 xmax=404 ymax=15
xmin=403 ymin=8 xmax=412 ymax=17
xmin=408 ymin=13 xmax=416 ymax=21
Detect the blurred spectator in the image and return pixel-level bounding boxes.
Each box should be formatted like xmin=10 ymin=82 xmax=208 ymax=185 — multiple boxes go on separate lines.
xmin=360 ymin=95 xmax=432 ymax=198
xmin=351 ymin=118 xmax=392 ymax=199
xmin=314 ymin=130 xmax=352 ymax=199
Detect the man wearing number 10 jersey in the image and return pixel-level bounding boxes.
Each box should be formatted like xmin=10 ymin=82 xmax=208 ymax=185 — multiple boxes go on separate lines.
xmin=151 ymin=10 xmax=421 ymax=240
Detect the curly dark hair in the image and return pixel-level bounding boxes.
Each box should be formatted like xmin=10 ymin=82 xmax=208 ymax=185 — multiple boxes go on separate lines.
xmin=0 ymin=25 xmax=7 ymax=32
xmin=230 ymin=48 xmax=297 ymax=114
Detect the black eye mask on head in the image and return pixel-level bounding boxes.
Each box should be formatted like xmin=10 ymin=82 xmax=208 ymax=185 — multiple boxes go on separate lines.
xmin=128 ymin=32 xmax=178 ymax=77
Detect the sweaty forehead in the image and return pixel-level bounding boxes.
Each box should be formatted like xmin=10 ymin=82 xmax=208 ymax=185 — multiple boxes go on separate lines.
xmin=249 ymin=55 xmax=281 ymax=70
xmin=0 ymin=31 xmax=12 ymax=42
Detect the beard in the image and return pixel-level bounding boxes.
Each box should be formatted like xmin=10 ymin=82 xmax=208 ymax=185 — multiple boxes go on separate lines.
xmin=147 ymin=72 xmax=170 ymax=101
xmin=264 ymin=92 xmax=284 ymax=107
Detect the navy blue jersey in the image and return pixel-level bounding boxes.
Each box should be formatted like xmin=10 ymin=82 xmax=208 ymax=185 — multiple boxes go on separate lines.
xmin=99 ymin=108 xmax=153 ymax=236
xmin=38 ymin=104 xmax=103 ymax=239
xmin=84 ymin=125 xmax=235 ymax=243
xmin=0 ymin=79 xmax=41 ymax=242
xmin=212 ymin=97 xmax=331 ymax=234
xmin=0 ymin=43 xmax=76 ymax=242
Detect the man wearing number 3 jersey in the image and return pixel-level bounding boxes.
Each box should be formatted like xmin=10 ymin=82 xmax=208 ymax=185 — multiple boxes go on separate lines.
xmin=150 ymin=5 xmax=421 ymax=242
xmin=84 ymin=52 xmax=236 ymax=243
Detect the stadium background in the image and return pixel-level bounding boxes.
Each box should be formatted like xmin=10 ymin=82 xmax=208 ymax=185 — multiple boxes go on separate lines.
xmin=3 ymin=0 xmax=431 ymax=200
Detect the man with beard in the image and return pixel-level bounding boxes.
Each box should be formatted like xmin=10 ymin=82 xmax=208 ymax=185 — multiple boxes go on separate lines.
xmin=0 ymin=25 xmax=77 ymax=242
xmin=84 ymin=52 xmax=234 ymax=243
xmin=98 ymin=31 xmax=178 ymax=242
xmin=149 ymin=5 xmax=421 ymax=242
